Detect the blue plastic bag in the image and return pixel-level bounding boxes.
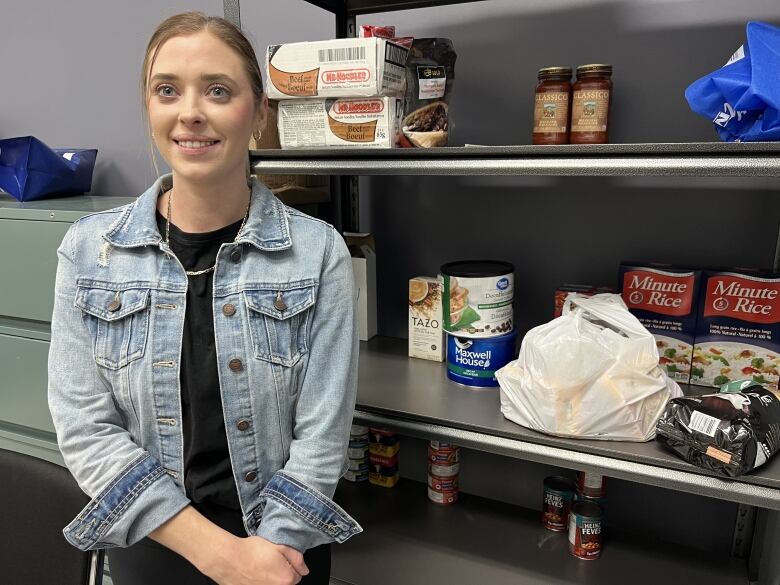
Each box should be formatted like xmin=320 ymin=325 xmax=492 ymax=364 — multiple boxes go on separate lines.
xmin=0 ymin=136 xmax=97 ymax=201
xmin=685 ymin=21 xmax=780 ymax=142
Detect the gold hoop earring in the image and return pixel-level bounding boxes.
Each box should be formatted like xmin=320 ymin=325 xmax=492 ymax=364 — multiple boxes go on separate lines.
xmin=253 ymin=129 xmax=261 ymax=141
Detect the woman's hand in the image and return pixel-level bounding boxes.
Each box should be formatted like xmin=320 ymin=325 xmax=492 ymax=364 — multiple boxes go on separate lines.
xmin=205 ymin=536 xmax=310 ymax=585
xmin=149 ymin=506 xmax=309 ymax=585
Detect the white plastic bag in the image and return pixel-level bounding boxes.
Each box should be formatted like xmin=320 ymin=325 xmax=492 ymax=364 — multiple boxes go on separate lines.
xmin=496 ymin=293 xmax=682 ymax=442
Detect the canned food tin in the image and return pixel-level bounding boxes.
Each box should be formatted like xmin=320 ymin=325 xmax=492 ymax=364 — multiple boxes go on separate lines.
xmin=347 ymin=458 xmax=369 ymax=472
xmin=574 ymin=489 xmax=607 ymax=511
xmin=446 ymin=331 xmax=517 ymax=388
xmin=430 ymin=440 xmax=456 ymax=450
xmin=429 ymin=446 xmax=459 ymax=465
xmin=568 ymin=501 xmax=603 ymax=560
xmin=428 ymin=486 xmax=458 ymax=505
xmin=347 ymin=446 xmax=368 ymax=459
xmin=440 ymin=260 xmax=514 ymax=338
xmin=429 ymin=462 xmax=460 ymax=477
xmin=542 ymin=476 xmax=575 ymax=532
xmin=343 ymin=469 xmax=369 ymax=482
xmin=351 ymin=424 xmax=369 ymax=436
xmin=428 ymin=474 xmax=459 ymax=492
xmin=576 ymin=471 xmax=606 ymax=498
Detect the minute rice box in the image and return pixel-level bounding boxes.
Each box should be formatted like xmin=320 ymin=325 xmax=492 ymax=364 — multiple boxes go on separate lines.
xmin=619 ymin=263 xmax=701 ymax=384
xmin=265 ymin=38 xmax=409 ymax=99
xmin=692 ymin=270 xmax=780 ymax=391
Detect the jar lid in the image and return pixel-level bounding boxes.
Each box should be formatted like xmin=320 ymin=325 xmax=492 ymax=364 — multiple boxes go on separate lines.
xmin=576 ymin=64 xmax=612 ymax=75
xmin=538 ymin=66 xmax=572 ymax=77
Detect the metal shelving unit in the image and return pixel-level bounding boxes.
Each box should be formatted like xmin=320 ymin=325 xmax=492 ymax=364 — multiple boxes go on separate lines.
xmin=353 ymin=338 xmax=780 ymax=510
xmin=251 ymin=142 xmax=780 ymax=177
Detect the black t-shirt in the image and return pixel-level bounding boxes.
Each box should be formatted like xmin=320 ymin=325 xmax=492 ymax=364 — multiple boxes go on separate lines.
xmin=155 ymin=210 xmax=242 ymax=512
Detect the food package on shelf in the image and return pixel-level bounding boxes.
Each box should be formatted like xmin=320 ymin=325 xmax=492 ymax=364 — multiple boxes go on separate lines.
xmin=657 ymin=380 xmax=780 ymax=477
xmin=277 ymin=97 xmax=402 ymax=149
xmin=496 ymin=293 xmax=682 ymax=442
xmin=250 ymin=100 xmax=329 ymax=206
xmin=265 ymin=38 xmax=409 ymax=100
xmin=344 ymin=232 xmax=377 ymax=341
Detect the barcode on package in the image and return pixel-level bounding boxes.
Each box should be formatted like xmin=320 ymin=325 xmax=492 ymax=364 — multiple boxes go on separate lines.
xmin=689 ymin=410 xmax=720 ymax=437
xmin=384 ymin=43 xmax=408 ymax=67
xmin=318 ymin=46 xmax=366 ymax=62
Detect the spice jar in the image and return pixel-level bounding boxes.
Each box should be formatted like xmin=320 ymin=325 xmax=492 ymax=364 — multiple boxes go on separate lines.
xmin=532 ymin=67 xmax=572 ymax=145
xmin=570 ymin=64 xmax=613 ymax=144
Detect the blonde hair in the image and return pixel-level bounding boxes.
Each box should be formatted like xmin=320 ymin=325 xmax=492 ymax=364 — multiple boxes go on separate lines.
xmin=140 ymin=12 xmax=265 ymax=179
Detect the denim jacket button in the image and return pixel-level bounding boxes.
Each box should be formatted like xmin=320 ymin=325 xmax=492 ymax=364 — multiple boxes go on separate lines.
xmin=222 ymin=303 xmax=236 ymax=316
xmin=237 ymin=419 xmax=251 ymax=431
xmin=230 ymin=249 xmax=242 ymax=262
xmin=244 ymin=471 xmax=257 ymax=482
xmin=228 ymin=358 xmax=243 ymax=372
xmin=107 ymin=299 xmax=121 ymax=312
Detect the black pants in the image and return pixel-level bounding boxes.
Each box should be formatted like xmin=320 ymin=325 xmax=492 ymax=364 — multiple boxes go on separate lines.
xmin=107 ymin=504 xmax=331 ymax=585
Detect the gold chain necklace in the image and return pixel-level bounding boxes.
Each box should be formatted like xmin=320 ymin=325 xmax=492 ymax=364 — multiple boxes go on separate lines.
xmin=165 ymin=187 xmax=251 ymax=277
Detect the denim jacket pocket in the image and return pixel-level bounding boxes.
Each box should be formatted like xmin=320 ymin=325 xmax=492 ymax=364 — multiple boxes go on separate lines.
xmin=243 ymin=281 xmax=316 ymax=367
xmin=75 ymin=282 xmax=151 ymax=370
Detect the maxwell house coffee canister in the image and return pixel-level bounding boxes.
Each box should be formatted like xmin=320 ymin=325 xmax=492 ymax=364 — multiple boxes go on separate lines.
xmin=441 ymin=260 xmax=514 ymax=338
xmin=446 ymin=330 xmax=517 ymax=387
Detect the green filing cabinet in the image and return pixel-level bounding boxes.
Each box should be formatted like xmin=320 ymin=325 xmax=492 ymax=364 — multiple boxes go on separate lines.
xmin=0 ymin=194 xmax=134 ymax=464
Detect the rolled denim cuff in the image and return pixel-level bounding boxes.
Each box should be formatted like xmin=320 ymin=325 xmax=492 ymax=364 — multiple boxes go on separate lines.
xmin=252 ymin=471 xmax=362 ymax=551
xmin=63 ymin=452 xmax=190 ymax=551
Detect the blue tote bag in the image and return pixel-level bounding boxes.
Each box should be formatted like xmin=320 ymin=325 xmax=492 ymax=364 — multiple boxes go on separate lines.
xmin=0 ymin=136 xmax=98 ymax=202
xmin=685 ymin=21 xmax=780 ymax=142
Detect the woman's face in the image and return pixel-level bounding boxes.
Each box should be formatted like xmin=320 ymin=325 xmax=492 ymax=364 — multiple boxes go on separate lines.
xmin=147 ymin=30 xmax=266 ymax=185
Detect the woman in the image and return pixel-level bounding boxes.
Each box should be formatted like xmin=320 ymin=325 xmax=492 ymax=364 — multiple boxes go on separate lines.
xmin=47 ymin=12 xmax=360 ymax=585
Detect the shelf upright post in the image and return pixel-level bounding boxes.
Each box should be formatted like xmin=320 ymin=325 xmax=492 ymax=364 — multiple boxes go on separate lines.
xmin=334 ymin=3 xmax=360 ymax=233
xmin=223 ymin=0 xmax=241 ymax=27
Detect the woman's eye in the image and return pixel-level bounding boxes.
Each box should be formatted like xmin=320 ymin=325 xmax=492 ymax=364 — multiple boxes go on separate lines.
xmin=210 ymin=85 xmax=231 ymax=98
xmin=156 ymin=85 xmax=176 ymax=98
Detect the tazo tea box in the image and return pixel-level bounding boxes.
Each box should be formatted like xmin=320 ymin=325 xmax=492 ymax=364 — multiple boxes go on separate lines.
xmin=265 ymin=38 xmax=409 ymax=100
xmin=619 ymin=263 xmax=701 ymax=384
xmin=692 ymin=270 xmax=780 ymax=391
xmin=409 ymin=277 xmax=445 ymax=362
xmin=278 ymin=97 xmax=401 ymax=149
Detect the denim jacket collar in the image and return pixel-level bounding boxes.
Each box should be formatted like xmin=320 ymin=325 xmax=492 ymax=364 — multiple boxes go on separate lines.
xmin=103 ymin=173 xmax=292 ymax=252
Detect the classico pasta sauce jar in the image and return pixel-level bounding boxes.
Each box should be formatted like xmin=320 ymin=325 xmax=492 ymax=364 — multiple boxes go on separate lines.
xmin=532 ymin=66 xmax=572 ymax=145
xmin=570 ymin=64 xmax=613 ymax=144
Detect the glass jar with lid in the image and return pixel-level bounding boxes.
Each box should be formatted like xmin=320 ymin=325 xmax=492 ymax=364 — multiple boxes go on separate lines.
xmin=570 ymin=64 xmax=613 ymax=144
xmin=532 ymin=67 xmax=572 ymax=145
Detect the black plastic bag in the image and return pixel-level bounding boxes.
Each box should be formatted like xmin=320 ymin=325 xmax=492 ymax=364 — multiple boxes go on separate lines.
xmin=656 ymin=380 xmax=780 ymax=477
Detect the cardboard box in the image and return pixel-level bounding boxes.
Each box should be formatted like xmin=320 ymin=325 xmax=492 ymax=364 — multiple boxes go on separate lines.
xmin=278 ymin=97 xmax=402 ymax=149
xmin=619 ymin=263 xmax=701 ymax=384
xmin=344 ymin=232 xmax=377 ymax=341
xmin=692 ymin=269 xmax=780 ymax=391
xmin=409 ymin=276 xmax=445 ymax=362
xmin=265 ymin=37 xmax=408 ymax=99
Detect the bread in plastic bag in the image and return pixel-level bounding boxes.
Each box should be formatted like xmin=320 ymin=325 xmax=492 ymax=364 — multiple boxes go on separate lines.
xmin=496 ymin=293 xmax=682 ymax=442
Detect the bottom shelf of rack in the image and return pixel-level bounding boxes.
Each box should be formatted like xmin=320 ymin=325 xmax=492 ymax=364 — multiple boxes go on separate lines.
xmin=332 ymin=479 xmax=747 ymax=585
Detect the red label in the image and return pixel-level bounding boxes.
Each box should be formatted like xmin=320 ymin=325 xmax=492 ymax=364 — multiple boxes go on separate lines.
xmin=334 ymin=100 xmax=384 ymax=115
xmin=703 ymin=275 xmax=780 ymax=324
xmin=321 ymin=68 xmax=371 ymax=84
xmin=621 ymin=270 xmax=695 ymax=316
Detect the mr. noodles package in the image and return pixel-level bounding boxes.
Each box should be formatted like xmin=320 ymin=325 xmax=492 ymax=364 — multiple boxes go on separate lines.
xmin=656 ymin=380 xmax=780 ymax=477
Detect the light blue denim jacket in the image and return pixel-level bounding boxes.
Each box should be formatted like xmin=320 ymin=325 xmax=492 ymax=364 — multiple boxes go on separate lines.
xmin=47 ymin=173 xmax=361 ymax=552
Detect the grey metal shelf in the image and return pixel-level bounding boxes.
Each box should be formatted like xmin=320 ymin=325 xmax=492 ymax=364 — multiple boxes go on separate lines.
xmin=304 ymin=0 xmax=488 ymax=16
xmin=332 ymin=479 xmax=748 ymax=585
xmin=354 ymin=337 xmax=780 ymax=510
xmin=0 ymin=194 xmax=134 ymax=222
xmin=251 ymin=142 xmax=780 ymax=177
